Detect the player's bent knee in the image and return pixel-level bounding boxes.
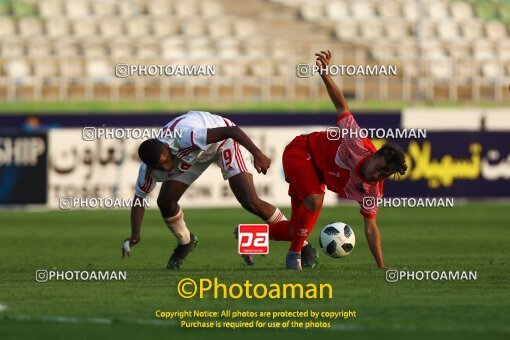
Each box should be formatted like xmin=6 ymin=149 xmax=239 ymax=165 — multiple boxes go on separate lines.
xmin=303 ymin=195 xmax=324 ymax=212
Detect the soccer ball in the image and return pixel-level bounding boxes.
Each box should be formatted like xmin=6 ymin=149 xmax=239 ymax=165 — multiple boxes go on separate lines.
xmin=319 ymin=222 xmax=356 ymax=258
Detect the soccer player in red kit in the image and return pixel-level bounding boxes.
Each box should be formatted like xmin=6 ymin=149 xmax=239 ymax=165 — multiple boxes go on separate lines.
xmin=270 ymin=51 xmax=407 ymax=270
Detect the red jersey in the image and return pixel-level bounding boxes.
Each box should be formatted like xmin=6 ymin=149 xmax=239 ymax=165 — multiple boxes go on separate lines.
xmin=299 ymin=112 xmax=383 ymax=218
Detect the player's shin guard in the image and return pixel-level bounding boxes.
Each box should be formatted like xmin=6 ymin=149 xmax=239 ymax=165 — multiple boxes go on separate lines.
xmin=289 ymin=205 xmax=320 ymax=253
xmin=164 ymin=209 xmax=191 ymax=245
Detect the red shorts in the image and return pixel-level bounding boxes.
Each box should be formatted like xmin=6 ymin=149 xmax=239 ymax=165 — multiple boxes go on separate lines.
xmin=282 ymin=135 xmax=325 ymax=201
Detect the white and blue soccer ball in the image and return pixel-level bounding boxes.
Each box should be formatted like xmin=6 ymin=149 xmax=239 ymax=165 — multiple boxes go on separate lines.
xmin=319 ymin=222 xmax=356 ymax=258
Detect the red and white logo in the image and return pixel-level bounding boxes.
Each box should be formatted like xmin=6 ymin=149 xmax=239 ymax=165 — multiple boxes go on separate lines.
xmin=238 ymin=224 xmax=269 ymax=254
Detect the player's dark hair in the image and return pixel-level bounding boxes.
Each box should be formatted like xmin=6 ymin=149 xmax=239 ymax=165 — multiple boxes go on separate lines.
xmin=138 ymin=139 xmax=165 ymax=167
xmin=376 ymin=142 xmax=407 ymax=178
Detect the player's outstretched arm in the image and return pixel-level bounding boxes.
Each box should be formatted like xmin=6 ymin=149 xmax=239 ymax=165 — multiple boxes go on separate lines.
xmin=315 ymin=50 xmax=350 ymax=114
xmin=121 ymin=194 xmax=145 ymax=258
xmin=363 ymin=217 xmax=389 ymax=270
xmin=206 ymin=126 xmax=271 ymax=174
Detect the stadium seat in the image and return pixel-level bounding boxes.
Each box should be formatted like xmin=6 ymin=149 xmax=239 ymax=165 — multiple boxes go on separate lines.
xmin=86 ymin=59 xmax=110 ymax=82
xmin=485 ymin=21 xmax=507 ymax=41
xmin=359 ymin=21 xmax=383 ymax=41
xmin=53 ymin=38 xmax=80 ymax=57
xmin=98 ymin=17 xmax=124 ymax=38
xmin=152 ymin=18 xmax=179 ymax=37
xmin=18 ymin=17 xmax=44 ymax=37
xmin=0 ymin=17 xmax=16 ymax=37
xmin=455 ymin=59 xmax=474 ymax=80
xmin=108 ymin=41 xmax=134 ymax=59
xmin=421 ymin=41 xmax=447 ymax=59
xmin=182 ymin=20 xmax=207 ymax=37
xmin=242 ymin=40 xmax=267 ymax=58
xmin=300 ymin=2 xmax=324 ymax=21
xmin=450 ymin=1 xmax=474 ymax=20
xmin=65 ymin=1 xmax=90 ymax=17
xmin=82 ymin=40 xmax=108 ymax=58
xmin=384 ymin=20 xmax=410 ymax=40
xmin=325 ymin=1 xmax=349 ymax=21
xmin=6 ymin=60 xmax=31 ymax=81
xmin=334 ymin=22 xmax=358 ymax=42
xmin=118 ymin=1 xmax=144 ymax=17
xmin=459 ymin=19 xmax=484 ymax=40
xmin=217 ymin=62 xmax=240 ymax=78
xmin=496 ymin=40 xmax=510 ymax=60
xmin=60 ymin=59 xmax=84 ymax=81
xmin=91 ymin=1 xmax=117 ymax=16
xmin=269 ymin=40 xmax=290 ymax=58
xmin=481 ymin=60 xmax=500 ymax=79
xmin=393 ymin=41 xmax=419 ymax=59
xmin=135 ymin=39 xmax=161 ymax=59
xmin=26 ymin=38 xmax=53 ymax=57
xmin=377 ymin=1 xmax=402 ymax=19
xmin=162 ymin=37 xmax=187 ymax=59
xmin=444 ymin=42 xmax=471 ymax=59
xmin=402 ymin=1 xmax=418 ymax=21
xmin=402 ymin=63 xmax=419 ymax=78
xmin=350 ymin=1 xmax=376 ymax=19
xmin=147 ymin=0 xmax=172 ymax=17
xmin=187 ymin=38 xmax=214 ymax=59
xmin=249 ymin=62 xmax=273 ymax=78
xmin=413 ymin=20 xmax=437 ymax=39
xmin=33 ymin=59 xmax=59 ymax=79
xmin=437 ymin=21 xmax=460 ymax=41
xmin=208 ymin=20 xmax=232 ymax=39
xmin=174 ymin=1 xmax=198 ymax=18
xmin=45 ymin=17 xmax=71 ymax=38
xmin=216 ymin=38 xmax=242 ymax=60
xmin=427 ymin=1 xmax=450 ymax=21
xmin=126 ymin=17 xmax=152 ymax=37
xmin=429 ymin=58 xmax=453 ymax=79
xmin=233 ymin=19 xmax=257 ymax=38
xmin=199 ymin=1 xmax=224 ymax=17
xmin=72 ymin=18 xmax=97 ymax=37
xmin=38 ymin=0 xmax=64 ymax=17
xmin=1 ymin=39 xmax=25 ymax=58
xmin=472 ymin=40 xmax=495 ymax=60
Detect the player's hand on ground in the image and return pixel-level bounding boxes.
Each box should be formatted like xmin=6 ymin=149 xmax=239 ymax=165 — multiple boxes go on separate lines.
xmin=315 ymin=50 xmax=332 ymax=72
xmin=253 ymin=150 xmax=271 ymax=175
xmin=121 ymin=235 xmax=140 ymax=258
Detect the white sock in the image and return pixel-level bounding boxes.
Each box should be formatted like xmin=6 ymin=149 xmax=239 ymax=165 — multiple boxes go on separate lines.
xmin=164 ymin=208 xmax=191 ymax=245
xmin=265 ymin=208 xmax=287 ymax=224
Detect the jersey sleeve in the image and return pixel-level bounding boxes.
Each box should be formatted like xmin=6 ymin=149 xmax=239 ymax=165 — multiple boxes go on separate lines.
xmin=358 ymin=181 xmax=384 ymax=219
xmin=336 ymin=112 xmax=361 ymax=135
xmin=135 ymin=163 xmax=156 ymax=198
xmin=176 ymin=128 xmax=208 ymax=152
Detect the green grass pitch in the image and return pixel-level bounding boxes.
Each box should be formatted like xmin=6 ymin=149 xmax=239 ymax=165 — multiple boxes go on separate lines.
xmin=0 ymin=204 xmax=509 ymax=339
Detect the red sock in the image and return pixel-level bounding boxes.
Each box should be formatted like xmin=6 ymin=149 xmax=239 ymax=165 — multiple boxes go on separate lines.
xmin=269 ymin=221 xmax=292 ymax=241
xmin=289 ymin=204 xmax=321 ymax=253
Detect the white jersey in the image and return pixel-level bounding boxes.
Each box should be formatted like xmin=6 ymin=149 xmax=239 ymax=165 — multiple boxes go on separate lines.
xmin=160 ymin=110 xmax=234 ymax=167
xmin=135 ymin=111 xmax=253 ymax=198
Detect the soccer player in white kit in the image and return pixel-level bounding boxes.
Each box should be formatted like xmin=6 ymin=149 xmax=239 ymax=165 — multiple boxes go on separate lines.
xmin=121 ymin=111 xmax=289 ymax=269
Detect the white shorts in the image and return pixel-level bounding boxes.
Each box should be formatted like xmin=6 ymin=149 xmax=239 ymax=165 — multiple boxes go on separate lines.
xmin=169 ymin=139 xmax=254 ymax=185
